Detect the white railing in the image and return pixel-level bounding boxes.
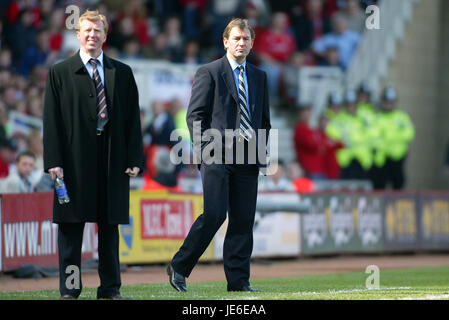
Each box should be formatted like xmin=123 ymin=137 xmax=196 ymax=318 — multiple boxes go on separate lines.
xmin=297 ymin=0 xmax=419 ymax=126
xmin=298 ymin=66 xmax=345 ymax=127
xmin=346 ymin=0 xmax=419 ymax=99
xmin=121 ymin=58 xmax=198 ymax=113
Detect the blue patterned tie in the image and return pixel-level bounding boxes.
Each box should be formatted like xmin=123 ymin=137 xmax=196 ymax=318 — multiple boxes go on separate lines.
xmin=238 ymin=65 xmax=253 ymax=141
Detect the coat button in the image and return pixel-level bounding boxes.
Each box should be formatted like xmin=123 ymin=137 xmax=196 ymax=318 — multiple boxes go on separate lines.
xmin=89 ymin=93 xmax=94 ymax=97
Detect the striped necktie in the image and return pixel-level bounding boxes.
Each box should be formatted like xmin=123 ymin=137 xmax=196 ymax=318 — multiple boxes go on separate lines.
xmin=89 ymin=58 xmax=109 ymax=131
xmin=237 ymin=65 xmax=253 ymax=141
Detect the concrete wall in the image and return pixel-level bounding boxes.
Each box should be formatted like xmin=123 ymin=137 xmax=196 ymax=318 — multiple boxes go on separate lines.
xmin=436 ymin=0 xmax=449 ymax=189
xmin=383 ymin=0 xmax=449 ymax=189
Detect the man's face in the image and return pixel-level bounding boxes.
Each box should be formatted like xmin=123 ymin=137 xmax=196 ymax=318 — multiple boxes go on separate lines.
xmin=223 ymin=26 xmax=253 ymax=63
xmin=325 ymin=48 xmax=339 ymax=65
xmin=300 ymin=108 xmax=312 ymax=122
xmin=308 ymin=0 xmax=323 ymax=15
xmin=333 ymin=16 xmax=348 ymax=34
xmin=77 ymin=19 xmax=107 ymax=56
xmin=17 ymin=156 xmax=35 ymax=178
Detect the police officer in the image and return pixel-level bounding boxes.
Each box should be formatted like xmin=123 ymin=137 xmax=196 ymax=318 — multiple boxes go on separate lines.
xmin=356 ymin=81 xmax=381 ymax=187
xmin=326 ymin=89 xmax=372 ymax=180
xmin=356 ymin=81 xmax=377 ymax=128
xmin=357 ymin=81 xmax=375 ymax=112
xmin=325 ymin=91 xmax=343 ymax=121
xmin=372 ymin=86 xmax=414 ymax=189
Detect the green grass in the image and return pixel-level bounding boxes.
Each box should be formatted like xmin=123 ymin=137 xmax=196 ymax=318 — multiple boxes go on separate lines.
xmin=1 ymin=265 xmax=449 ymax=300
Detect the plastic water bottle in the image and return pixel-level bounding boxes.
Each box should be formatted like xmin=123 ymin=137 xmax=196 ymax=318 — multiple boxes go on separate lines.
xmin=55 ymin=177 xmax=70 ymax=204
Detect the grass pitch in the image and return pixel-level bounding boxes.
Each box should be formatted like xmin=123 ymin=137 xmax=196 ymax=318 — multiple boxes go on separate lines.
xmin=1 ymin=265 xmax=448 ymax=300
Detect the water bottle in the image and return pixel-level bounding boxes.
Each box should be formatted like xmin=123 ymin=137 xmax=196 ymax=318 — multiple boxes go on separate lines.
xmin=55 ymin=177 xmax=70 ymax=204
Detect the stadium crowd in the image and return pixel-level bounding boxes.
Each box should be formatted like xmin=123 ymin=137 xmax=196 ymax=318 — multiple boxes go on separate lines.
xmin=0 ymin=0 xmax=388 ymax=194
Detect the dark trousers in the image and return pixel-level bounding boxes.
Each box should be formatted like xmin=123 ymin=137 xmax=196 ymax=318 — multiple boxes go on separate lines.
xmin=372 ymin=157 xmax=405 ymax=190
xmin=171 ymin=162 xmax=259 ymax=289
xmin=341 ymin=160 xmax=368 ymax=180
xmin=58 ymin=222 xmax=121 ymax=298
xmin=58 ymin=127 xmax=121 ymax=298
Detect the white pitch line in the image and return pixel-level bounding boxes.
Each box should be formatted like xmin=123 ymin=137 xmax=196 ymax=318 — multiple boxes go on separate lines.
xmin=398 ymin=294 xmax=449 ymax=300
xmin=291 ymin=287 xmax=412 ymax=296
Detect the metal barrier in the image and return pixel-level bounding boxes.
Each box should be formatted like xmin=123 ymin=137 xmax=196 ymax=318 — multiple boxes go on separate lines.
xmin=256 ymin=199 xmax=310 ymax=214
xmin=313 ymin=180 xmax=373 ymax=191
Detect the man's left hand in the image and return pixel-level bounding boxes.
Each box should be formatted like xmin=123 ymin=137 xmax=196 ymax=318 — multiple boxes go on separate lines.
xmin=125 ymin=167 xmax=140 ymax=177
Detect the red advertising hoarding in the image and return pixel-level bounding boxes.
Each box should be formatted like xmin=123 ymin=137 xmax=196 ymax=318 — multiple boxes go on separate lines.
xmin=0 ymin=192 xmax=97 ymax=271
xmin=140 ymin=199 xmax=194 ymax=240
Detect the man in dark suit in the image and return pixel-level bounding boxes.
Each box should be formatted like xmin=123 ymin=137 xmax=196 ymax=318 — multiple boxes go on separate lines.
xmin=167 ymin=18 xmax=271 ymax=292
xmin=43 ymin=10 xmax=143 ymax=300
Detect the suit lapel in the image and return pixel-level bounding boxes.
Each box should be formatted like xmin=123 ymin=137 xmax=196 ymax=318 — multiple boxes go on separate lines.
xmin=103 ymin=55 xmax=115 ymax=112
xmin=220 ymin=56 xmax=239 ymax=106
xmin=246 ymin=63 xmax=257 ymax=122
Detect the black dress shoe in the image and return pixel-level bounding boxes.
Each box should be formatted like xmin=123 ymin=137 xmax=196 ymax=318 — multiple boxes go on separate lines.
xmin=166 ymin=263 xmax=187 ymax=292
xmin=97 ymin=294 xmax=132 ymax=300
xmin=60 ymin=294 xmax=76 ymax=300
xmin=227 ymin=285 xmax=261 ymax=292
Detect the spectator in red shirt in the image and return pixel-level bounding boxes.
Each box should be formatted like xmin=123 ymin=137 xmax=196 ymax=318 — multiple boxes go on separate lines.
xmin=253 ymin=11 xmax=296 ymax=103
xmin=115 ymin=0 xmax=151 ymax=48
xmin=293 ymin=105 xmax=326 ymax=179
xmin=47 ymin=8 xmax=65 ymax=52
xmin=255 ymin=12 xmax=296 ymax=62
xmin=318 ymin=114 xmax=344 ymax=179
xmin=5 ymin=0 xmax=41 ymax=27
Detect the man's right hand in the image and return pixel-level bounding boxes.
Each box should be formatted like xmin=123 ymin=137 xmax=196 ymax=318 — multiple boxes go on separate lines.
xmin=48 ymin=167 xmax=64 ymax=180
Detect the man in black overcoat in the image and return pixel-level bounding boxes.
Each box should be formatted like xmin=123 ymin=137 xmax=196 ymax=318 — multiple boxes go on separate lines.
xmin=43 ymin=10 xmax=143 ymax=299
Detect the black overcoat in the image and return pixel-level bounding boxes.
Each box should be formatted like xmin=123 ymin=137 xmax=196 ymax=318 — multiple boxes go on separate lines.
xmin=43 ymin=51 xmax=144 ymax=224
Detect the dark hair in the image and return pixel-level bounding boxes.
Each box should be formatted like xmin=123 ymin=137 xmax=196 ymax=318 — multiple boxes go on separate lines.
xmin=16 ymin=150 xmax=35 ymax=163
xmin=0 ymin=138 xmax=18 ymax=151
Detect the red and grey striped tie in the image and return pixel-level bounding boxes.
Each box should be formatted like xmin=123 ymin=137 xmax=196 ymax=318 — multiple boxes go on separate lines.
xmin=89 ymin=58 xmax=109 ymax=131
xmin=238 ymin=65 xmax=253 ymax=141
